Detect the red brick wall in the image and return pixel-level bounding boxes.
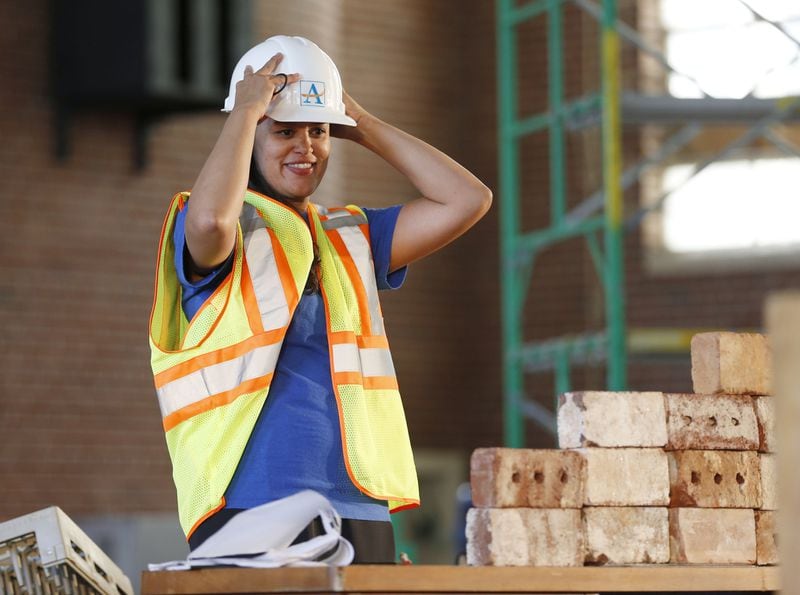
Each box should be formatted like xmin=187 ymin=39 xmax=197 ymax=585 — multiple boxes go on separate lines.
xmin=0 ymin=0 xmax=503 ymax=520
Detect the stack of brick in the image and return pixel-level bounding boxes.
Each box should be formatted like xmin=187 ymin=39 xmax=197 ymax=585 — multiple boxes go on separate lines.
xmin=466 ymin=332 xmax=777 ymax=567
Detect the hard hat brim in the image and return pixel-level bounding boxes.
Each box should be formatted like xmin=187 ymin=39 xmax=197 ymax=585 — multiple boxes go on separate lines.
xmin=221 ymin=94 xmax=357 ymax=127
xmin=268 ymin=102 xmax=357 ymax=127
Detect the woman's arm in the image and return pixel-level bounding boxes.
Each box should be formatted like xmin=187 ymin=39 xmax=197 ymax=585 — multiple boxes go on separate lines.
xmin=185 ymin=54 xmax=299 ymax=273
xmin=332 ymin=93 xmax=492 ymax=272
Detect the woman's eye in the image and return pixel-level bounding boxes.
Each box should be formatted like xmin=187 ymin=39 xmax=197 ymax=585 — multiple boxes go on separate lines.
xmin=312 ymin=127 xmax=327 ymax=136
xmin=276 ymin=129 xmax=292 ymax=136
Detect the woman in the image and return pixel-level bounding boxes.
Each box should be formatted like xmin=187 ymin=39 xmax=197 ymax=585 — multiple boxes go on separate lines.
xmin=149 ymin=36 xmax=491 ymax=563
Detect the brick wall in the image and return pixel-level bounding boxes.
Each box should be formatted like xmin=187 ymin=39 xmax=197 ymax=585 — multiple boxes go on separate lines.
xmin=0 ymin=0 xmax=502 ymax=520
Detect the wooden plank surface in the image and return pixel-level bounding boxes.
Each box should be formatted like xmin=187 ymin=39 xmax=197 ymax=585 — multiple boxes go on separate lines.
xmin=141 ymin=565 xmax=779 ymax=594
xmin=141 ymin=566 xmax=334 ymax=594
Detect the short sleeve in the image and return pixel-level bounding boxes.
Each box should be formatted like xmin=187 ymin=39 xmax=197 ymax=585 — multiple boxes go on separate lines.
xmin=362 ymin=205 xmax=407 ymax=290
xmin=173 ymin=206 xmax=233 ymax=320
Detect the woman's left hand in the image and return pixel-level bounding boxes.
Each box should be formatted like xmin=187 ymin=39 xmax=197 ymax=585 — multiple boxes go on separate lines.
xmin=330 ymin=90 xmax=370 ymax=141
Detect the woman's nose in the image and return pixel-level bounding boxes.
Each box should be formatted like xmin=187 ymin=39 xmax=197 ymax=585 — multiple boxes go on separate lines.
xmin=293 ymin=130 xmax=313 ymax=153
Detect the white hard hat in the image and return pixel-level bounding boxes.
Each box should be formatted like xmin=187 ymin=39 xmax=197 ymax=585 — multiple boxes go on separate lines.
xmin=223 ymin=35 xmax=356 ymax=127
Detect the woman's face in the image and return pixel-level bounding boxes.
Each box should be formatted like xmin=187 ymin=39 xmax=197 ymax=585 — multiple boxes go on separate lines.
xmin=253 ymin=119 xmax=331 ymax=207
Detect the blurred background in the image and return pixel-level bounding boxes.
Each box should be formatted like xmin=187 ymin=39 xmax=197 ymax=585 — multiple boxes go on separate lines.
xmin=0 ymin=0 xmax=798 ymax=590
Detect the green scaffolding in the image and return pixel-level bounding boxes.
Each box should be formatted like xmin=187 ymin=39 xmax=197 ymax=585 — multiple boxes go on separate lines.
xmin=497 ymin=0 xmax=800 ymax=447
xmin=497 ymin=0 xmax=626 ymax=447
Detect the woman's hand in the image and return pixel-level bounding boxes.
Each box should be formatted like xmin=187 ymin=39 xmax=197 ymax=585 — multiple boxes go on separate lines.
xmin=233 ymin=53 xmax=301 ymax=120
xmin=330 ymin=90 xmax=370 ymax=141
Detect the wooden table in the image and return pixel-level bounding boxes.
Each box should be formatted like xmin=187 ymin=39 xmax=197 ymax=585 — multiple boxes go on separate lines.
xmin=141 ymin=565 xmax=779 ymax=594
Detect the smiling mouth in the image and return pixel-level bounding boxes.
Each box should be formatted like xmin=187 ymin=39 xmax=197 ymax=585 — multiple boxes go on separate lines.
xmin=285 ymin=162 xmax=314 ymax=172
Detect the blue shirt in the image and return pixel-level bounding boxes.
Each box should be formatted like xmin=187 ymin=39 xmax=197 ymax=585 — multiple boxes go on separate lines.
xmin=173 ymin=203 xmax=406 ymax=521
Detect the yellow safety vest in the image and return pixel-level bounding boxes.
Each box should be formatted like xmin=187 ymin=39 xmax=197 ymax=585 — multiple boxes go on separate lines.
xmin=149 ymin=189 xmax=420 ymax=538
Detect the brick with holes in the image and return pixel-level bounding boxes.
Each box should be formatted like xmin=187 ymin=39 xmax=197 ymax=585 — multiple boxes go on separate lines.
xmin=583 ymin=507 xmax=669 ymax=565
xmin=466 ymin=508 xmax=584 ymax=566
xmin=558 ymin=391 xmax=667 ymax=448
xmin=470 ymin=448 xmax=585 ymax=509
xmin=583 ymin=448 xmax=670 ymax=506
xmin=668 ymin=450 xmax=761 ymax=508
xmin=665 ymin=393 xmax=759 ymax=451
xmin=754 ymin=397 xmax=776 ymax=453
xmin=669 ymin=508 xmax=756 ymax=564
xmin=756 ymin=510 xmax=778 ymax=565
xmin=691 ymin=332 xmax=771 ymax=395
xmin=760 ymin=453 xmax=777 ymax=510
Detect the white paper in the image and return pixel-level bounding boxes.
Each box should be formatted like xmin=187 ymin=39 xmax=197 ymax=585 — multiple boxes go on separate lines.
xmin=148 ymin=491 xmax=354 ymax=571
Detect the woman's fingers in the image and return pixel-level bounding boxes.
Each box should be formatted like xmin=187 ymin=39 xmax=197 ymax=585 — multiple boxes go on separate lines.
xmin=256 ymin=52 xmax=283 ymax=75
xmin=233 ymin=54 xmax=300 ymax=113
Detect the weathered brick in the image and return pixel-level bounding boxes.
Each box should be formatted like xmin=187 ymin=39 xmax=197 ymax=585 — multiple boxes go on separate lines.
xmin=668 ymin=450 xmax=761 ymax=508
xmin=756 ymin=510 xmax=778 ymax=565
xmin=583 ymin=448 xmax=670 ymax=506
xmin=691 ymin=332 xmax=771 ymax=395
xmin=664 ymin=393 xmax=758 ymax=450
xmin=558 ymin=392 xmax=667 ymax=448
xmin=466 ymin=508 xmax=584 ymax=567
xmin=755 ymin=397 xmax=776 ymax=453
xmin=760 ymin=453 xmax=777 ymax=510
xmin=583 ymin=507 xmax=669 ymax=565
xmin=470 ymin=448 xmax=585 ymax=509
xmin=669 ymin=508 xmax=756 ymax=564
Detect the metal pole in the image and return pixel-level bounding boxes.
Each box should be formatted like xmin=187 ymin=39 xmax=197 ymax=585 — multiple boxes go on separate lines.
xmin=548 ymin=0 xmax=567 ymax=226
xmin=498 ymin=0 xmax=525 ymax=447
xmin=601 ymin=0 xmax=627 ymax=389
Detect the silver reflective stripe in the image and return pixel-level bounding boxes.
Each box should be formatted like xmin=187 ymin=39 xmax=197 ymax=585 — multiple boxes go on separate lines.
xmin=335 ymin=225 xmax=385 ymax=335
xmin=157 ymin=342 xmax=283 ymax=418
xmin=241 ymin=204 xmax=291 ymax=331
xmin=331 ymin=343 xmax=396 ymax=378
xmin=321 ymin=213 xmax=368 ymax=230
xmin=360 ymin=347 xmax=396 ymax=377
xmin=332 ymin=343 xmax=360 ymax=373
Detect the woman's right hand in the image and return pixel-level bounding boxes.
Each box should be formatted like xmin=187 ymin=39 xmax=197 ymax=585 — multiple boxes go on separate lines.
xmin=233 ymin=53 xmax=301 ymax=120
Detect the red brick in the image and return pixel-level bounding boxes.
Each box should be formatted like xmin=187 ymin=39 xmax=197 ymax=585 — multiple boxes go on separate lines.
xmin=755 ymin=511 xmax=778 ymax=565
xmin=583 ymin=507 xmax=669 ymax=565
xmin=583 ymin=448 xmax=670 ymax=506
xmin=691 ymin=333 xmax=771 ymax=395
xmin=466 ymin=508 xmax=584 ymax=567
xmin=665 ymin=393 xmax=759 ymax=450
xmin=558 ymin=392 xmax=667 ymax=448
xmin=668 ymin=450 xmax=761 ymax=508
xmin=669 ymin=508 xmax=756 ymax=564
xmin=760 ymin=453 xmax=777 ymax=510
xmin=755 ymin=397 xmax=776 ymax=453
xmin=470 ymin=448 xmax=585 ymax=509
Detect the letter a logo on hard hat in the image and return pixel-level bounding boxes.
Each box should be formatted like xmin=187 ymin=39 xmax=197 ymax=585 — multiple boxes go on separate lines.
xmin=300 ymin=81 xmax=326 ymax=107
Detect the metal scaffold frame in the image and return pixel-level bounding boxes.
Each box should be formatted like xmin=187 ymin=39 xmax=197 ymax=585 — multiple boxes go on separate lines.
xmin=497 ymin=0 xmax=800 ymax=447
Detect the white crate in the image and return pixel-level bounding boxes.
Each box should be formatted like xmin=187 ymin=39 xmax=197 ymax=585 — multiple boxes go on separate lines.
xmin=0 ymin=507 xmax=132 ymax=595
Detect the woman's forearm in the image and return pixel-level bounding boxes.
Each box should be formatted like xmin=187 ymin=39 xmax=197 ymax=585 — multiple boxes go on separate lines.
xmin=342 ymin=108 xmax=492 ymax=270
xmin=353 ymin=114 xmax=491 ymax=215
xmin=185 ymin=106 xmax=262 ymax=270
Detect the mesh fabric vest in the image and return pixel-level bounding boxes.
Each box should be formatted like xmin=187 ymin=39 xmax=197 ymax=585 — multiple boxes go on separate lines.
xmin=149 ymin=190 xmax=419 ymax=538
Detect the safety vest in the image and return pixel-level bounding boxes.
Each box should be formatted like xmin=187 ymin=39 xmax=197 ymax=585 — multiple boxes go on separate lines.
xmin=149 ymin=189 xmax=420 ymax=538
